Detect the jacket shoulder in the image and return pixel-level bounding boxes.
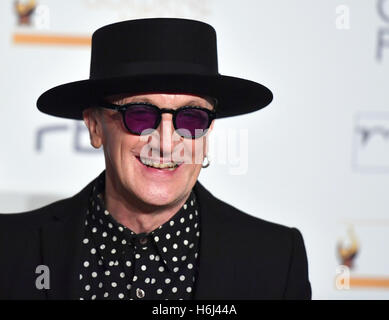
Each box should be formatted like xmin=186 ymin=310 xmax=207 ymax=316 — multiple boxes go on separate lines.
xmin=0 ymin=180 xmax=94 ymax=230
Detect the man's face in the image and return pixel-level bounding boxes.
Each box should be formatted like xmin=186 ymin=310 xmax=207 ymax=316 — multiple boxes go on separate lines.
xmin=83 ymin=93 xmax=215 ymax=209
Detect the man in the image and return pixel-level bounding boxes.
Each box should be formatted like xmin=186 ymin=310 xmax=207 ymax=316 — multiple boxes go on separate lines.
xmin=0 ymin=18 xmax=311 ymax=300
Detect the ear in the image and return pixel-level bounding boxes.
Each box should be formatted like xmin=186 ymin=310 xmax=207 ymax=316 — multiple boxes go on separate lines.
xmin=83 ymin=108 xmax=103 ymax=149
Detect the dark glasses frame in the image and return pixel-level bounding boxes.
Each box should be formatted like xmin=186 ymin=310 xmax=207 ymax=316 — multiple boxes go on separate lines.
xmin=99 ymin=101 xmax=217 ymax=139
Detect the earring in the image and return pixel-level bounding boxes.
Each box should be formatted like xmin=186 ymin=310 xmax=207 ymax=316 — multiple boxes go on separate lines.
xmin=202 ymin=155 xmax=210 ymax=168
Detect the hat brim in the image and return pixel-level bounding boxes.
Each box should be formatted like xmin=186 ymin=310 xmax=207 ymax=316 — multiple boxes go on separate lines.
xmin=36 ymin=74 xmax=273 ymax=120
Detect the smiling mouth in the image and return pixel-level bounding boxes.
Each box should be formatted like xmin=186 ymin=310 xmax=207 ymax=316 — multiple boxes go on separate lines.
xmin=136 ymin=156 xmax=183 ymax=170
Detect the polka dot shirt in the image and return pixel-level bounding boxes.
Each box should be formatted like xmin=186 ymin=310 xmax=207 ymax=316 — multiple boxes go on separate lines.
xmin=78 ymin=174 xmax=200 ymax=300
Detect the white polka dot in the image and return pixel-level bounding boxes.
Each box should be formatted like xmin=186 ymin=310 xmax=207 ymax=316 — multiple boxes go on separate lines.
xmin=190 ymin=200 xmax=194 ymax=206
xmin=83 ymin=238 xmax=89 ymax=244
xmin=173 ymin=267 xmax=179 ymax=272
xmin=104 ymin=292 xmax=109 ymax=298
xmin=181 ymin=255 xmax=187 ymax=261
xmin=111 ymin=282 xmax=117 ymax=288
xmin=102 ymin=232 xmax=107 ymax=237
xmin=173 ymin=243 xmax=178 ymax=249
xmin=186 ymin=227 xmax=190 ymax=233
xmin=195 ymin=210 xmax=198 ymax=215
xmin=189 ymin=243 xmax=194 ymax=248
xmin=105 ymin=270 xmax=110 ymax=276
xmin=133 ymin=275 xmax=137 ymax=282
xmin=79 ymin=274 xmax=83 ymax=280
xmin=118 ymin=293 xmax=124 ymax=299
xmin=135 ymin=254 xmax=140 ymax=259
xmin=118 ymin=226 xmax=124 ymax=232
xmin=92 ymin=272 xmax=97 ymax=278
xmin=85 ymin=285 xmax=90 ymax=291
xmin=98 ymin=260 xmax=103 ymax=265
xmin=189 ymin=214 xmax=193 ymax=220
xmin=108 ymin=223 xmax=113 ymax=228
xmin=169 ymin=221 xmax=174 ymax=226
xmin=157 ymin=289 xmax=162 ymax=294
xmin=183 ymin=204 xmax=187 ymax=210
xmin=92 ymin=227 xmax=97 ymax=233
xmin=149 ymin=254 xmax=155 ymax=260
xmin=145 ymin=278 xmax=150 ymax=283
xmin=195 ymin=253 xmax=198 ymax=258
xmin=155 ymin=255 xmax=160 ymax=261
xmin=186 ymin=287 xmax=192 ymax=293
xmin=126 ymin=261 xmax=131 ymax=267
xmin=122 ymin=239 xmax=127 ymax=245
xmin=99 ymin=282 xmax=103 ymax=288
xmin=100 ymin=244 xmax=105 ymax=250
xmin=109 ymin=261 xmax=114 ymax=266
xmin=104 ymin=210 xmax=109 ymax=215
xmin=99 ymin=219 xmax=103 ymax=225
xmin=127 ymin=284 xmax=132 ymax=290
xmin=91 ymin=295 xmax=96 ymax=300
xmin=180 ymin=275 xmax=185 ymax=281
xmin=83 ymin=261 xmax=89 ymax=267
xmin=111 ymin=249 xmax=116 ymax=254
xmin=114 ymin=260 xmax=119 ymax=266
xmin=96 ymin=205 xmax=100 ymax=211
xmin=172 ymin=256 xmax=178 ymax=262
xmin=196 ymin=231 xmax=200 ymax=237
xmin=194 ymin=223 xmax=198 ymax=228
xmin=158 ymin=266 xmax=164 ymax=272
xmin=91 ymin=248 xmax=96 ymax=254
xmin=141 ymin=265 xmax=147 ymax=271
xmin=172 ymin=287 xmax=177 ymax=293
xmin=151 ymin=278 xmax=156 ymax=284
xmin=183 ymin=240 xmax=189 ymax=246
xmin=165 ymin=278 xmax=171 ymax=284
xmin=112 ymin=236 xmax=117 ymax=242
xmin=162 ymin=247 xmax=167 ymax=253
xmin=154 ymin=236 xmax=159 ymax=242
xmin=120 ymin=272 xmax=125 ymax=278
xmin=180 ymin=217 xmax=185 ymax=223
xmin=188 ymin=263 xmax=193 ymax=269
xmin=176 ymin=231 xmax=181 ymax=236
xmin=166 ymin=233 xmax=171 ymax=240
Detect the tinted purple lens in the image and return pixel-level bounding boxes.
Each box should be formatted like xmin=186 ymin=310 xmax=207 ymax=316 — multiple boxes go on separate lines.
xmin=176 ymin=108 xmax=210 ymax=138
xmin=124 ymin=105 xmax=159 ymax=134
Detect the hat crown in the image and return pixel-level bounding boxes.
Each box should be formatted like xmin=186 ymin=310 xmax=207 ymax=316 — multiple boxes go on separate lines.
xmin=90 ymin=18 xmax=219 ymax=79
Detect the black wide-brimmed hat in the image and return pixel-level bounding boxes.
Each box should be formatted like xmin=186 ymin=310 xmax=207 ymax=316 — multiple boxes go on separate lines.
xmin=37 ymin=18 xmax=272 ymax=120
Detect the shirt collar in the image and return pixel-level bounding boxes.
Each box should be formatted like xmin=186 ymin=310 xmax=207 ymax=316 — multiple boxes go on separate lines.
xmin=87 ymin=172 xmax=200 ymax=271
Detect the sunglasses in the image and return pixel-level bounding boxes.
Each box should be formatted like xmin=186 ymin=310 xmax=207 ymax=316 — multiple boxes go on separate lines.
xmin=99 ymin=101 xmax=217 ymax=139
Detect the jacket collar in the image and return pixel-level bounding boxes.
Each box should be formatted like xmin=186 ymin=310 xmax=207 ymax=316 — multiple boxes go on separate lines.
xmin=40 ymin=173 xmax=236 ymax=299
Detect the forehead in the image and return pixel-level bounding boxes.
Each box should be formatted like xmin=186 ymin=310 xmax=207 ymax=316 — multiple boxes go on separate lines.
xmin=107 ymin=92 xmax=214 ymax=108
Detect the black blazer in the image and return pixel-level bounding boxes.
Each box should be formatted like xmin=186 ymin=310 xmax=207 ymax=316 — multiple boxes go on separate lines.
xmin=0 ymin=177 xmax=311 ymax=300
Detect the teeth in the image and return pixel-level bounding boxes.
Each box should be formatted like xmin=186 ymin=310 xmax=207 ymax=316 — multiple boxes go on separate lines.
xmin=139 ymin=157 xmax=179 ymax=169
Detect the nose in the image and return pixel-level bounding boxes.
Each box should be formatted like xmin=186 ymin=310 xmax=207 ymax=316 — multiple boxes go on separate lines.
xmin=148 ymin=113 xmax=176 ymax=157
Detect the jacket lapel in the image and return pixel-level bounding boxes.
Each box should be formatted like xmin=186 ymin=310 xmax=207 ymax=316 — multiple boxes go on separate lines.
xmin=193 ymin=181 xmax=237 ymax=299
xmin=40 ymin=182 xmax=93 ymax=299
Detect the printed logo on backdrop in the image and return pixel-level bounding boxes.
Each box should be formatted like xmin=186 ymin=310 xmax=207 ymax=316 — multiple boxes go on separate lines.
xmin=377 ymin=0 xmax=389 ymax=61
xmin=352 ymin=112 xmax=389 ymax=173
xmin=14 ymin=0 xmax=50 ymax=29
xmin=335 ymin=223 xmax=389 ymax=290
xmin=12 ymin=0 xmax=212 ymax=46
xmin=35 ymin=121 xmax=101 ymax=154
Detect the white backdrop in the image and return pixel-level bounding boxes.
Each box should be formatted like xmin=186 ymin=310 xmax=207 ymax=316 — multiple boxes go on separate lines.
xmin=1 ymin=0 xmax=389 ymax=299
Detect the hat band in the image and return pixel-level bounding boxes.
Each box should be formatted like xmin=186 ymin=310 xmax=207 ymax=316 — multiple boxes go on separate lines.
xmin=90 ymin=61 xmax=218 ymax=79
